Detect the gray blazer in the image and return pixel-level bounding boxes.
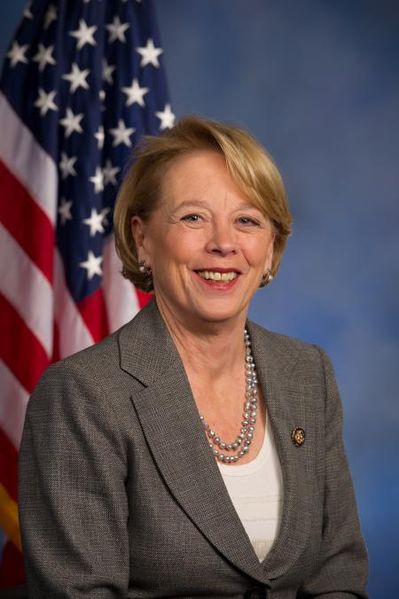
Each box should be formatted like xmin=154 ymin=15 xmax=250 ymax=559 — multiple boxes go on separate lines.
xmin=19 ymin=300 xmax=368 ymax=598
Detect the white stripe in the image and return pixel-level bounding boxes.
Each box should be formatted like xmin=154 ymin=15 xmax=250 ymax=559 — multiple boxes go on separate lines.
xmin=0 ymin=91 xmax=57 ymax=225
xmin=0 ymin=223 xmax=53 ymax=357
xmin=53 ymin=250 xmax=94 ymax=357
xmin=0 ymin=360 xmax=29 ymax=449
xmin=102 ymin=236 xmax=139 ymax=332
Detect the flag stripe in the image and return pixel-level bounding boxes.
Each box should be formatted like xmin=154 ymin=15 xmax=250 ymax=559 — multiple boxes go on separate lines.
xmin=0 ymin=223 xmax=53 ymax=356
xmin=77 ymin=288 xmax=109 ymax=344
xmin=0 ymin=92 xmax=56 ymax=225
xmin=53 ymin=250 xmax=95 ymax=357
xmin=52 ymin=321 xmax=60 ymax=363
xmin=0 ymin=0 xmax=172 ymax=580
xmin=0 ymin=539 xmax=25 ymax=586
xmin=135 ymin=288 xmax=153 ymax=309
xmin=0 ymin=293 xmax=50 ymax=394
xmin=0 ymin=361 xmax=29 ymax=450
xmin=0 ymin=160 xmax=54 ymax=282
xmin=0 ymin=429 xmax=18 ymax=501
xmin=0 ymin=485 xmax=20 ymax=551
xmin=102 ymin=236 xmax=139 ymax=331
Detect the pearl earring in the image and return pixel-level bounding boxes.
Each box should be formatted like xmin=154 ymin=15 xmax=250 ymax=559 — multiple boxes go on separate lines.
xmin=259 ymin=269 xmax=274 ymax=288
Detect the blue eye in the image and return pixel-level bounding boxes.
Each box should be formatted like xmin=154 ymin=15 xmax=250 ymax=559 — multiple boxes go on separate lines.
xmin=181 ymin=214 xmax=201 ymax=223
xmin=237 ymin=216 xmax=259 ymax=226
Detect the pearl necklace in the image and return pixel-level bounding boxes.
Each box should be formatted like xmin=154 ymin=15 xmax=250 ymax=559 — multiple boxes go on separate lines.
xmin=200 ymin=329 xmax=258 ymax=464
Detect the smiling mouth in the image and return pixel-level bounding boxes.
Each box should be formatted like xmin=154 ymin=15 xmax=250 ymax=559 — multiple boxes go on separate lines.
xmin=196 ymin=270 xmax=239 ymax=282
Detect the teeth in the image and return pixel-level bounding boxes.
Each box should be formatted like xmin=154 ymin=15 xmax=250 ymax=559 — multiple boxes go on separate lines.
xmin=198 ymin=270 xmax=238 ymax=281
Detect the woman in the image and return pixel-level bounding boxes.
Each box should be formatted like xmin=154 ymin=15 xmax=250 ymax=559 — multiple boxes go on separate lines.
xmin=19 ymin=116 xmax=368 ymax=598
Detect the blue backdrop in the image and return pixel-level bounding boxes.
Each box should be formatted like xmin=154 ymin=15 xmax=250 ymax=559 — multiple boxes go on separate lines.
xmin=1 ymin=1 xmax=398 ymax=596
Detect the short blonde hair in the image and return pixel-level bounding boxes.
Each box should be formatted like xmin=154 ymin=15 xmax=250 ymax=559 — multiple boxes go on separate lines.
xmin=114 ymin=115 xmax=292 ymax=291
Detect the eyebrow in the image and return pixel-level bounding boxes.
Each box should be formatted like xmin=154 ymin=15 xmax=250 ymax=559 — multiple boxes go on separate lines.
xmin=173 ymin=199 xmax=262 ymax=211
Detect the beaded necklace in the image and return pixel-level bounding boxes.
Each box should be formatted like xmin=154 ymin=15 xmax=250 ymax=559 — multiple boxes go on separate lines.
xmin=200 ymin=329 xmax=257 ymax=464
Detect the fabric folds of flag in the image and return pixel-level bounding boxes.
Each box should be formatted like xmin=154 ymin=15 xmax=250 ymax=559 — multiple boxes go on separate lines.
xmin=0 ymin=0 xmax=174 ymax=585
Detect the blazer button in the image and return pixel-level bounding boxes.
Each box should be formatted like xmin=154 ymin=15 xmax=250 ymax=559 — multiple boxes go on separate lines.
xmin=243 ymin=587 xmax=267 ymax=599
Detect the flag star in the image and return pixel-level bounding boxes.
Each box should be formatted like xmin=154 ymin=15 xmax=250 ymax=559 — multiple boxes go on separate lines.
xmin=94 ymin=125 xmax=105 ymax=149
xmin=7 ymin=41 xmax=29 ymax=67
xmin=99 ymin=90 xmax=106 ymax=112
xmin=89 ymin=167 xmax=104 ymax=193
xmin=59 ymin=152 xmax=77 ymax=179
xmin=103 ymin=160 xmax=120 ymax=186
xmin=106 ymin=16 xmax=130 ymax=43
xmin=44 ymin=4 xmax=57 ymax=30
xmin=136 ymin=38 xmax=163 ymax=67
xmin=101 ymin=207 xmax=110 ymax=224
xmin=34 ymin=88 xmax=58 ymax=116
xmin=58 ymin=198 xmax=72 ymax=225
xmin=70 ymin=19 xmax=97 ymax=50
xmin=32 ymin=43 xmax=56 ymax=71
xmin=102 ymin=59 xmax=116 ymax=84
xmin=109 ymin=119 xmax=135 ymax=147
xmin=23 ymin=2 xmax=33 ymax=19
xmin=60 ymin=107 xmax=83 ymax=137
xmin=121 ymin=78 xmax=149 ymax=107
xmin=62 ymin=63 xmax=90 ymax=93
xmin=83 ymin=208 xmax=109 ymax=236
xmin=79 ymin=250 xmax=103 ymax=280
xmin=155 ymin=103 xmax=175 ymax=130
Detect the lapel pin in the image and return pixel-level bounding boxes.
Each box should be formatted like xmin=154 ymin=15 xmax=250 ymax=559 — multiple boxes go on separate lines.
xmin=291 ymin=427 xmax=305 ymax=447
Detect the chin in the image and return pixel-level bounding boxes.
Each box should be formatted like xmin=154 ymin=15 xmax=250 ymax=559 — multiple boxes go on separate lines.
xmin=156 ymin=291 xmax=249 ymax=328
xmin=191 ymin=304 xmax=247 ymax=326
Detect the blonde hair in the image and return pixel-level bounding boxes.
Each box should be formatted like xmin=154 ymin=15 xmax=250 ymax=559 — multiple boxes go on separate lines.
xmin=114 ymin=115 xmax=292 ymax=291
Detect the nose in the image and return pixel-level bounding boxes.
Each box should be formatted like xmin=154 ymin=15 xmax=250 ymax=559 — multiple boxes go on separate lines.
xmin=205 ymin=220 xmax=238 ymax=256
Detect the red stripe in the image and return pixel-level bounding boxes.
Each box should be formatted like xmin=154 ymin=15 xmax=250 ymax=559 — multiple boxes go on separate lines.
xmin=0 ymin=540 xmax=25 ymax=587
xmin=135 ymin=288 xmax=152 ymax=309
xmin=0 ymin=293 xmax=50 ymax=393
xmin=77 ymin=288 xmax=109 ymax=344
xmin=0 ymin=429 xmax=18 ymax=501
xmin=52 ymin=320 xmax=60 ymax=363
xmin=0 ymin=159 xmax=54 ymax=283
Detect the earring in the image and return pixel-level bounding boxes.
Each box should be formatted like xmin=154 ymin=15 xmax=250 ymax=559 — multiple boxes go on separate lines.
xmin=138 ymin=261 xmax=153 ymax=291
xmin=139 ymin=260 xmax=152 ymax=276
xmin=259 ymin=269 xmax=274 ymax=288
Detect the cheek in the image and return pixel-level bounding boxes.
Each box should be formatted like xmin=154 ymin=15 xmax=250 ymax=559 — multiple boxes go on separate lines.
xmin=145 ymin=224 xmax=173 ymax=263
xmin=247 ymin=235 xmax=273 ymax=266
xmin=262 ymin=231 xmax=275 ymax=263
xmin=150 ymin=230 xmax=195 ymax=272
xmin=168 ymin=229 xmax=202 ymax=260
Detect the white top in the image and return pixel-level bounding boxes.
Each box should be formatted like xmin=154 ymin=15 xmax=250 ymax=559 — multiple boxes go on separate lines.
xmin=217 ymin=415 xmax=283 ymax=562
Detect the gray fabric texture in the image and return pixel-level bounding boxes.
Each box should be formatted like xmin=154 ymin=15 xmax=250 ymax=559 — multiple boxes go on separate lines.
xmin=19 ymin=299 xmax=368 ymax=598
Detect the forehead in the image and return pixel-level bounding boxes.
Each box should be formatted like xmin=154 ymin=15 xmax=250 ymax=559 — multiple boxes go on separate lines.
xmin=160 ymin=149 xmax=250 ymax=206
xmin=163 ymin=149 xmax=226 ymax=184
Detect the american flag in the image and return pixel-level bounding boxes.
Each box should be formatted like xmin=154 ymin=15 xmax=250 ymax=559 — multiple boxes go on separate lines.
xmin=0 ymin=0 xmax=173 ymax=585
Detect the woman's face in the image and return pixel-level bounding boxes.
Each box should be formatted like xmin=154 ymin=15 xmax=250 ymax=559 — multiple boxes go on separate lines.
xmin=132 ymin=150 xmax=274 ymax=330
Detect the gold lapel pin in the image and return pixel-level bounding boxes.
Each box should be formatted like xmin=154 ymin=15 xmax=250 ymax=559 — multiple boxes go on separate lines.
xmin=291 ymin=427 xmax=305 ymax=447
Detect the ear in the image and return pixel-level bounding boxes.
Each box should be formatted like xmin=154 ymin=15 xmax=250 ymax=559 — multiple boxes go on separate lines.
xmin=131 ymin=216 xmax=151 ymax=265
xmin=263 ymin=229 xmax=275 ymax=273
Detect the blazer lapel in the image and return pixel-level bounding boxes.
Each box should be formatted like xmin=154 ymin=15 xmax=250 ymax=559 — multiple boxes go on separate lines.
xmin=248 ymin=322 xmax=315 ymax=579
xmin=118 ymin=301 xmax=268 ymax=583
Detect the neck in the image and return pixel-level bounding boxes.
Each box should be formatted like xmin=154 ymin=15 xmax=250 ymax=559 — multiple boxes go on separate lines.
xmin=155 ymin=298 xmax=248 ymax=378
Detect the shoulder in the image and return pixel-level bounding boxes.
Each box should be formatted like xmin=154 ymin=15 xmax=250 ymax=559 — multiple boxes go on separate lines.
xmin=248 ymin=320 xmax=336 ymax=406
xmin=248 ymin=319 xmax=327 ymax=369
xmin=25 ymin=327 xmax=132 ymax=449
xmin=39 ymin=300 xmax=157 ymax=386
xmin=29 ymin=301 xmax=161 ymax=414
xmin=30 ymin=322 xmax=134 ymax=416
xmin=37 ymin=328 xmax=121 ymax=395
xmin=248 ymin=320 xmax=341 ymax=417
